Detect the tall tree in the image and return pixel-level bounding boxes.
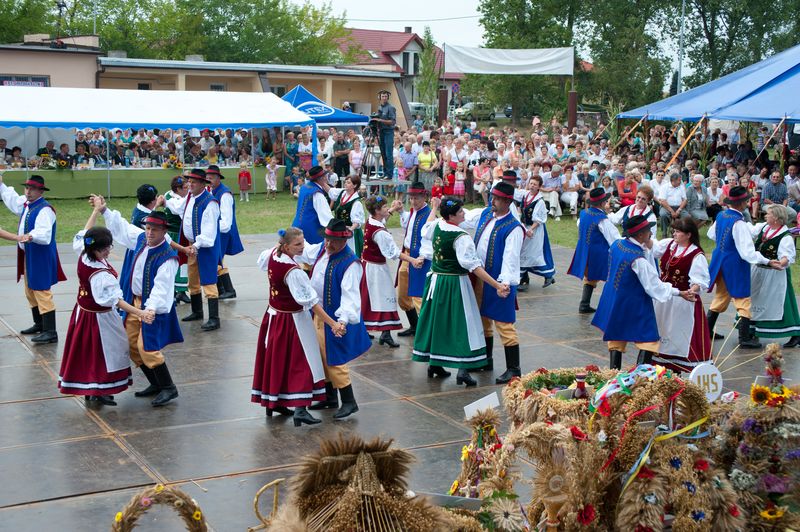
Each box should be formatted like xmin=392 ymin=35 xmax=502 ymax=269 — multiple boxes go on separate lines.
xmin=417 ymin=26 xmax=441 ymax=116
xmin=0 ymin=0 xmax=54 ymax=44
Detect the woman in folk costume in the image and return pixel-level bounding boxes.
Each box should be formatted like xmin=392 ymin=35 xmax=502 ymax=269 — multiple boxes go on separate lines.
xmin=328 ymin=174 xmax=365 ymax=256
xmin=749 ymin=204 xmax=800 ymax=347
xmin=519 ymin=174 xmax=556 ymax=289
xmin=164 ymin=175 xmax=190 ymax=304
xmin=412 ymin=197 xmax=510 ymax=387
xmin=251 ymin=228 xmax=346 ymax=427
xmin=608 ymin=184 xmax=657 ymax=238
xmin=360 ymin=195 xmax=423 ymax=347
xmin=58 ymin=205 xmax=154 ymax=406
xmin=651 ymin=218 xmax=712 ymax=373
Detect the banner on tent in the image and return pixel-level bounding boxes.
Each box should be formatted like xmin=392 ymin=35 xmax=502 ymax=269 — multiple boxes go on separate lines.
xmin=444 ymin=44 xmax=574 ymax=76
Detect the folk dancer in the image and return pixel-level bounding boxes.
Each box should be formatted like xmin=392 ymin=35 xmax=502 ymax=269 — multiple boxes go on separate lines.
xmin=119 ymin=184 xmax=162 ymax=313
xmin=651 ymin=218 xmax=712 ymax=373
xmin=166 ymin=169 xmax=222 ymax=331
xmin=592 ymin=215 xmax=696 ymax=369
xmin=251 ymin=227 xmax=346 ymax=426
xmin=706 ymin=186 xmax=776 ymax=348
xmin=461 ymin=182 xmax=524 ymax=384
xmin=207 ymin=165 xmax=244 ymax=300
xmin=360 ymin=195 xmax=422 ymax=347
xmin=412 ymin=197 xmax=510 ymax=387
xmin=296 ymin=219 xmax=371 ymax=419
xmin=519 ymin=174 xmax=556 ymax=290
xmin=58 ymin=205 xmax=154 ymax=405
xmin=291 ymin=165 xmax=333 ymax=247
xmin=0 ymin=174 xmax=66 ymax=344
xmin=95 ymin=195 xmax=185 ymax=406
xmin=568 ymin=187 xmax=621 ymax=314
xmin=328 ymin=174 xmax=365 ymax=256
xmin=164 ymin=176 xmax=190 ymax=304
xmin=395 ymin=181 xmax=433 ymax=337
xmin=749 ymin=204 xmax=800 ymax=348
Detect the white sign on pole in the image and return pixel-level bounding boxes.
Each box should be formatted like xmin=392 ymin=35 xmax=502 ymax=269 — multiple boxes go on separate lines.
xmin=463 ymin=392 xmax=500 ymax=420
xmin=689 ymin=363 xmax=723 ymax=402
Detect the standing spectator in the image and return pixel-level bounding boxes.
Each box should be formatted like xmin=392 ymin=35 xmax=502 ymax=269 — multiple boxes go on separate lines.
xmin=685 ymin=174 xmax=710 ymax=227
xmin=272 ymin=131 xmax=284 ymax=166
xmin=417 ymin=141 xmax=438 ymax=190
xmin=297 ymin=132 xmax=313 ymax=172
xmin=348 ymin=141 xmax=363 ymax=179
xmin=332 ymin=131 xmax=350 ymax=179
xmin=658 ymin=173 xmax=690 ymax=237
xmin=0 ymin=138 xmax=11 ymax=162
xmin=284 ymin=131 xmax=298 ymax=177
xmin=541 ymin=164 xmax=564 ymax=220
xmin=238 ymin=162 xmax=252 ymax=202
xmin=374 ymin=90 xmax=396 ymax=179
xmin=398 ymin=142 xmax=418 ymax=185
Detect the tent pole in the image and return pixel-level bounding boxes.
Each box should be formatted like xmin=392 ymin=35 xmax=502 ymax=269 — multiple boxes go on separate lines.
xmin=782 ymin=121 xmax=789 ymax=173
xmin=106 ymin=128 xmax=112 ymax=198
xmin=665 ymin=115 xmax=705 ymax=170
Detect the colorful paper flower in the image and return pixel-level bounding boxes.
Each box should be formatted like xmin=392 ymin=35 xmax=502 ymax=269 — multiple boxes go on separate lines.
xmin=460 ymin=445 xmax=470 ymax=462
xmin=693 ymin=459 xmax=709 ymax=471
xmin=140 ymin=496 xmax=152 ymax=507
xmin=729 ymin=505 xmax=740 ymax=517
xmin=643 ymin=493 xmax=658 ymax=505
xmin=691 ymin=510 xmax=705 ymax=522
xmin=154 ymin=484 xmax=165 ymax=493
xmin=585 ymin=364 xmax=600 ymax=372
xmin=576 ymin=504 xmax=596 ymax=525
xmin=570 ymin=425 xmax=588 ymax=441
xmin=448 ymin=480 xmax=459 ymax=495
xmin=684 ymin=481 xmax=696 ymax=494
xmin=751 ymin=384 xmax=772 ymax=404
xmin=115 ymin=512 xmax=123 ymax=522
xmin=192 ymin=510 xmax=202 ymax=521
xmin=669 ymin=457 xmax=682 ymax=470
xmin=523 ymin=388 xmax=533 ymax=399
xmin=637 ymin=466 xmax=656 ymax=479
xmin=759 ymin=505 xmax=785 ymax=520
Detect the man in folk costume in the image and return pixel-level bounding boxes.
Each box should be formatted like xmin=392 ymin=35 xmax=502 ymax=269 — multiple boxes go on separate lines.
xmin=207 ymin=165 xmax=244 ymax=299
xmin=568 ymin=187 xmax=621 ymax=314
xmin=592 ymin=215 xmax=696 ymax=369
xmin=119 ymin=184 xmax=161 ymax=312
xmin=0 ymin=174 xmax=66 ymax=344
xmin=291 ymin=165 xmax=333 ymax=247
xmin=395 ymin=181 xmax=433 ymax=337
xmin=706 ymin=185 xmax=776 ymax=348
xmin=297 ymin=219 xmax=371 ymax=419
xmin=166 ymin=168 xmax=222 ymax=331
xmin=95 ymin=196 xmax=185 ymax=406
xmin=462 ymin=182 xmax=525 ymax=384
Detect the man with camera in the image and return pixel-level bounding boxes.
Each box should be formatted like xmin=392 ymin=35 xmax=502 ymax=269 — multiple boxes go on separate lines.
xmin=374 ymin=90 xmax=396 ymax=179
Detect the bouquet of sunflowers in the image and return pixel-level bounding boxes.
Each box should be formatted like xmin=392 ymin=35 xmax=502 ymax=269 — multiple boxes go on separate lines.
xmin=162 ymin=154 xmax=183 ymax=169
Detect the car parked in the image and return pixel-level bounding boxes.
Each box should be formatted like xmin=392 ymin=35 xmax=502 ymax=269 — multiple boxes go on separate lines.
xmin=454 ymin=102 xmax=495 ymax=121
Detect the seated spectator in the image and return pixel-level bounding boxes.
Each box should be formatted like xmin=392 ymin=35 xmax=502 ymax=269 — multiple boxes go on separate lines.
xmin=541 ymin=163 xmax=564 ymax=220
xmin=73 ymin=143 xmax=89 ymax=165
xmin=658 ymin=172 xmax=690 ymax=237
xmin=37 ymin=140 xmax=56 ymax=157
xmin=600 ymin=175 xmax=620 ymax=211
xmin=9 ymin=146 xmax=24 ymax=167
xmin=89 ymin=144 xmax=108 ymax=166
xmin=706 ymin=177 xmax=723 ymax=220
xmin=685 ymin=174 xmax=709 ymax=227
xmin=617 ymin=171 xmax=638 ymax=207
xmin=0 ymin=138 xmax=10 ymax=162
xmin=560 ymin=165 xmax=581 ymax=215
xmin=740 ymin=174 xmax=759 ymax=220
xmin=55 ymin=143 xmax=72 ymax=167
xmin=761 ymin=170 xmax=797 ymax=222
xmin=185 ymin=143 xmax=204 ymax=164
xmin=74 ymin=131 xmax=90 ymax=153
xmin=111 ymin=144 xmax=127 ymax=166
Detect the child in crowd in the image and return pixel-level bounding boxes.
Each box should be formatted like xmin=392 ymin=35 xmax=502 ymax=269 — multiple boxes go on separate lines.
xmin=431 ymin=177 xmax=443 ymax=199
xmin=453 ymin=161 xmax=466 ymax=200
xmin=394 ymin=155 xmax=407 ymax=202
xmin=292 ymin=176 xmax=305 ymax=198
xmin=265 ymin=159 xmax=278 ymax=200
xmin=237 ymin=162 xmax=252 ymax=202
xmin=443 ymin=163 xmax=455 ymax=196
xmin=325 ymin=162 xmax=339 ymax=188
xmin=288 ymin=165 xmax=302 ymax=194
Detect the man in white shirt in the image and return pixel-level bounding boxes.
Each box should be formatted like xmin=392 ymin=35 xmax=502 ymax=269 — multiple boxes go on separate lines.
xmin=658 ymin=172 xmax=690 ymax=237
xmin=198 ymin=129 xmax=216 ymax=154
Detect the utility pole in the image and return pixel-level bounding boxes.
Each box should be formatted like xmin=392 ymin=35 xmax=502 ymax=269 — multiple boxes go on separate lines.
xmin=677 ymin=0 xmax=686 ymax=93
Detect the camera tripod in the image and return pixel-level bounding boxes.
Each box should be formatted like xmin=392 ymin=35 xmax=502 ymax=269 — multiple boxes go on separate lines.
xmin=359 ymin=120 xmax=385 ymax=179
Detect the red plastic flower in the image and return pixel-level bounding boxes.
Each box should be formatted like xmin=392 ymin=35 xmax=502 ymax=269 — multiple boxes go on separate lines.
xmin=523 ymin=389 xmax=533 ymax=399
xmin=490 ymin=443 xmax=503 ymax=453
xmin=729 ymin=505 xmax=740 ymax=517
xmin=535 ymin=367 xmax=548 ymax=374
xmin=576 ymin=504 xmax=596 ymax=525
xmin=585 ymin=364 xmax=600 ymax=372
xmin=508 ymin=376 xmax=521 ymax=384
xmin=637 ymin=466 xmax=656 ymax=479
xmin=597 ymin=400 xmax=611 ymax=416
xmin=570 ymin=425 xmax=588 ymax=441
xmin=693 ymin=459 xmax=709 ymax=471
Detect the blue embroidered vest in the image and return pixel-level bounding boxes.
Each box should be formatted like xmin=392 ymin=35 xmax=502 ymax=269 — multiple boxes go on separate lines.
xmin=568 ymin=207 xmax=611 ymax=282
xmin=707 ymin=209 xmax=751 ymax=298
xmin=474 ymin=209 xmax=522 ymax=323
xmin=211 ymin=183 xmax=244 ymax=258
xmin=292 ymin=182 xmax=326 ymax=244
xmin=591 ymin=239 xmax=659 ymax=342
xmin=120 ymin=205 xmax=150 ymax=308
xmin=18 ymin=197 xmax=66 ymax=290
xmin=404 ymin=205 xmax=432 ymax=297
xmin=186 ymin=191 xmax=221 ymax=286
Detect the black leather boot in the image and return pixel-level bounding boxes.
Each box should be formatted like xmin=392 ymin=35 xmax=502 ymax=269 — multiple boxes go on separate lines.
xmin=201 ymin=297 xmax=220 ymax=331
xmin=134 ymin=365 xmax=160 ymax=397
xmin=783 ymin=336 xmax=800 ymax=348
xmin=456 ymin=368 xmax=477 ymax=387
xmin=474 ymin=336 xmax=494 ymax=372
xmin=309 ymin=382 xmax=338 ymax=410
xmin=398 ymin=309 xmax=418 ymax=337
xmin=496 ymin=345 xmax=522 ymax=384
xmin=333 ymin=384 xmax=359 ymax=419
xmin=427 ymin=365 xmax=452 ymax=378
xmin=293 ymin=406 xmax=321 ymax=426
xmin=706 ymin=310 xmax=724 ymax=339
xmin=636 ymin=350 xmax=654 ymax=366
xmin=182 ymin=294 xmax=204 ymax=321
xmin=578 ymin=284 xmax=596 ymax=314
xmin=150 ymin=363 xmax=179 ymax=407
xmin=21 ymin=307 xmax=42 ymax=334
xmin=609 ymin=350 xmax=622 ymax=370
xmin=31 ymin=310 xmax=58 ymax=344
xmin=218 ymin=273 xmax=237 ymax=300
xmin=216 ymin=277 xmax=226 ymax=299
xmin=517 ymin=271 xmax=530 ymax=292
xmin=738 ymin=317 xmax=761 ymax=348
xmin=175 ymin=291 xmax=191 ymax=304
xmin=266 ymin=406 xmax=293 ymax=417
xmin=378 ymin=330 xmax=399 ymax=347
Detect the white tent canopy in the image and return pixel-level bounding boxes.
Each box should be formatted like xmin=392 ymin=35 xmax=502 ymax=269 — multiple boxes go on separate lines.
xmin=0 ymin=86 xmax=315 ymax=130
xmin=443 ymin=44 xmax=574 ymax=76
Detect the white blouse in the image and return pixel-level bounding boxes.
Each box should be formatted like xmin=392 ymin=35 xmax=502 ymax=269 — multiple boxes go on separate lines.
xmin=367 ymin=218 xmax=400 ymax=260
xmin=257 ymin=247 xmax=319 ymax=310
xmin=422 ymin=219 xmax=483 ymax=272
xmin=296 ymin=241 xmax=363 ymax=324
xmin=652 ymin=238 xmax=711 ymax=290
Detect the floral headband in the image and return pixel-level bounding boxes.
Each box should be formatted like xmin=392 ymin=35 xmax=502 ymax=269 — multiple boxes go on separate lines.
xmin=84 ymin=236 xmax=94 ymax=246
xmin=277 ymin=228 xmax=286 ymax=237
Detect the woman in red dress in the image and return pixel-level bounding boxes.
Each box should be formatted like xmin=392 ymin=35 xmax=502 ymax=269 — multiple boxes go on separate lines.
xmin=58 ymin=206 xmax=153 ymax=406
xmin=651 ymin=218 xmax=712 ymax=373
xmin=251 ymin=227 xmax=346 ymax=426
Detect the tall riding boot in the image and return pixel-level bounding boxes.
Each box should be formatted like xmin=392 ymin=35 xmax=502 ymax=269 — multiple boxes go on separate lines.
xmin=517 ymin=271 xmax=530 ymax=292
xmin=378 ymin=330 xmax=399 ymax=348
xmin=738 ymin=317 xmax=761 ymax=348
xmin=31 ymin=310 xmax=58 ymax=344
xmin=609 ymin=350 xmax=622 ymax=370
xmin=182 ymin=293 xmax=203 ymax=321
xmin=134 ymin=365 xmax=160 ymax=397
xmin=220 ymin=273 xmax=237 ymax=300
xmin=706 ymin=310 xmax=724 ymax=339
xmin=333 ymin=384 xmax=359 ymax=419
xmin=636 ymin=350 xmax=654 ymax=366
xmin=496 ymin=344 xmax=521 ymax=384
xmin=201 ymin=298 xmax=220 ymax=331
xmin=578 ymin=284 xmax=596 ymax=314
xmin=398 ymin=309 xmax=418 ymax=337
xmin=474 ymin=336 xmax=494 ymax=372
xmin=21 ymin=307 xmax=42 ymax=334
xmin=216 ymin=277 xmax=227 ymax=299
xmin=309 ymin=382 xmax=338 ymax=410
xmin=150 ymin=363 xmax=179 ymax=406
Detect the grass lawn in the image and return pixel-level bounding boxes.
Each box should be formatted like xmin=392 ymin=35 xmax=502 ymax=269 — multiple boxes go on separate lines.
xmin=3 ymin=191 xmax=799 ymax=289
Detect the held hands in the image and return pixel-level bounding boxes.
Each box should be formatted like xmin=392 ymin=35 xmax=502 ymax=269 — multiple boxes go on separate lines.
xmin=16 ymin=233 xmax=32 ymax=243
xmin=184 ymin=245 xmax=197 ymax=257
xmin=769 ymin=259 xmax=785 ymax=270
xmin=526 ymin=228 xmax=535 ymax=238
xmin=496 ymin=282 xmax=511 ymax=298
xmin=331 ymin=321 xmax=347 ymax=337
xmin=430 ymin=196 xmax=441 ymax=211
xmin=89 ymin=194 xmax=107 ymax=213
xmin=679 ymin=290 xmax=696 ymax=302
xmin=140 ymin=309 xmax=156 ymax=324
xmin=155 ymin=195 xmax=166 ymax=208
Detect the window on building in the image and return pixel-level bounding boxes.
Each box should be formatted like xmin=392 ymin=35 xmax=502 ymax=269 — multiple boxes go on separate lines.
xmin=0 ymin=75 xmax=49 ymax=87
xmin=137 ymin=83 xmax=151 ymax=90
xmin=210 ymin=83 xmax=227 ymax=92
xmin=413 ymin=53 xmax=419 ymax=76
xmin=367 ymin=50 xmax=379 ymax=59
xmin=269 ymin=85 xmax=286 ymax=97
xmin=402 ymin=52 xmax=410 ymax=74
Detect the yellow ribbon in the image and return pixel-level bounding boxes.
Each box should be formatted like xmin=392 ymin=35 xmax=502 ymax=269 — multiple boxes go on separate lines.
xmin=620 ymin=416 xmax=709 ymax=494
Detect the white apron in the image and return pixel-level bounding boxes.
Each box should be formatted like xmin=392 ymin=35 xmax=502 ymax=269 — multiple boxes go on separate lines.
xmin=365 ymin=261 xmax=398 ymax=312
xmin=89 ymin=308 xmax=130 ymax=373
xmin=750 ymin=265 xmax=786 ymax=321
xmin=654 ymin=296 xmax=695 ymax=358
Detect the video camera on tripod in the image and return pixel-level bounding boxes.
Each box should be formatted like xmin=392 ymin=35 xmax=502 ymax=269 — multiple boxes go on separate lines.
xmin=365 ymin=112 xmax=382 ymax=139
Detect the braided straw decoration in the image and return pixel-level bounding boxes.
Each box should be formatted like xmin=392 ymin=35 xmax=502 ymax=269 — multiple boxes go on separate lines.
xmin=110 ymin=484 xmax=207 ymax=532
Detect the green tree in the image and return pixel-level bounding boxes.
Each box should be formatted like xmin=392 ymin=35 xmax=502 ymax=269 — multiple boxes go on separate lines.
xmin=417 ymin=27 xmax=441 ymax=119
xmin=0 ymin=0 xmax=54 ymax=44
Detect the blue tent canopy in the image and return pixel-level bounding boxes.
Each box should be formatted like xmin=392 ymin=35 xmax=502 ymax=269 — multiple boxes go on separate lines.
xmin=618 ymin=43 xmax=800 ymax=123
xmin=282 ymin=85 xmax=369 ymax=127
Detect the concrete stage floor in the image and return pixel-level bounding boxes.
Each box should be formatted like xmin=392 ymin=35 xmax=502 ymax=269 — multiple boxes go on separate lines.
xmin=0 ymin=232 xmax=796 ymax=530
